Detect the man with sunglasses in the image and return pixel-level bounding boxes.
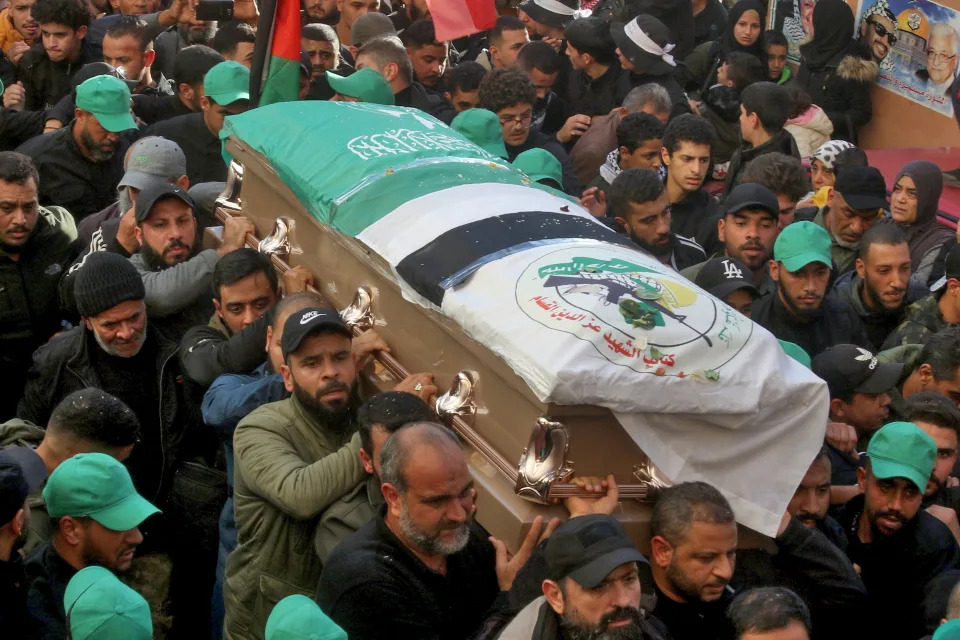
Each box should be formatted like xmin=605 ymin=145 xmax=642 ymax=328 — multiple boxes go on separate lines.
xmin=858 ymin=3 xmax=898 ymax=66
xmin=478 ymin=67 xmax=581 ymax=196
xmin=917 ymin=22 xmax=960 ymax=98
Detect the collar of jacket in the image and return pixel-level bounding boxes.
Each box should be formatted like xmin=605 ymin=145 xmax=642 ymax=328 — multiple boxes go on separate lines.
xmin=208 ymin=312 xmax=231 ymax=337
xmin=69 ymin=323 xmax=177 ymax=378
xmin=739 ymin=129 xmax=796 ymax=163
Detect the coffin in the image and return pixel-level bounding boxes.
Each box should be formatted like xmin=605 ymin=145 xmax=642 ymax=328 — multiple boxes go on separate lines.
xmin=217 ymin=101 xmax=829 ymax=548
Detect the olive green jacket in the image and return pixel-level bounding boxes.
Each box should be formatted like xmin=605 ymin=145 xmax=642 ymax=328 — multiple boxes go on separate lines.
xmin=314 ymin=474 xmax=383 ymax=564
xmin=222 ymin=395 xmax=364 ymax=640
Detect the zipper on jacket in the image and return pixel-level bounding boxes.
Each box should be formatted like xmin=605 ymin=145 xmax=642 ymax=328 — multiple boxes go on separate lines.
xmin=155 ymin=345 xmax=175 ymax=503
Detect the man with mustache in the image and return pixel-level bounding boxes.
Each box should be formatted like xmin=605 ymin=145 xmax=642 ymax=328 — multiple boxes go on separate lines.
xmin=223 ymin=307 xmax=438 ymax=640
xmin=23 ymin=453 xmax=158 ymax=640
xmin=16 ymin=75 xmax=138 ymax=220
xmin=837 ymin=421 xmax=960 ymax=639
xmin=496 ymin=513 xmax=672 ymax=640
xmin=0 ymin=152 xmax=80 ymax=420
xmin=786 ymin=449 xmax=847 ymax=548
xmin=683 ymin=182 xmax=781 ymax=298
xmin=130 ymin=182 xmax=255 ymax=340
xmin=832 ymin=223 xmax=929 ymax=351
xmin=609 ymin=168 xmax=706 ymax=271
xmin=752 ymin=222 xmax=871 ymax=357
xmin=401 ymin=19 xmax=448 ymax=94
xmin=905 ymin=393 xmax=960 ymax=524
xmin=812 ymin=165 xmax=888 ymax=275
xmin=319 ymin=421 xmax=550 ymax=640
xmin=858 ymin=2 xmax=897 ymax=67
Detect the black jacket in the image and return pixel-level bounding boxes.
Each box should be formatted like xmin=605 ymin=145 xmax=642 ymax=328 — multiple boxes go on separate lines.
xmin=837 ymin=494 xmax=960 ymax=639
xmin=0 ymin=208 xmax=81 ymax=420
xmin=132 ymin=92 xmax=194 ymax=126
xmin=179 ymin=311 xmax=271 ymax=387
xmin=17 ymin=325 xmax=204 ymax=502
xmin=671 ymin=187 xmax=722 ymax=242
xmin=145 ymin=112 xmax=225 ymax=184
xmin=16 ymin=124 xmax=138 ymax=220
xmin=830 ymin=270 xmax=931 ymax=351
xmin=0 ymin=108 xmax=44 ymax=151
xmin=23 ymin=542 xmax=75 ymax=640
xmin=18 ymin=40 xmax=100 ymax=111
xmin=751 ymin=288 xmax=871 ymax=357
xmin=395 ymin=81 xmax=455 ymax=124
xmin=565 ymin=61 xmax=630 ymax=118
xmin=0 ymin=554 xmax=29 ymax=638
xmin=733 ymin=517 xmax=867 ymax=640
xmin=796 ymin=51 xmax=878 ymax=142
xmin=651 ymin=581 xmax=734 ymax=640
xmin=724 ymin=128 xmax=800 ymax=194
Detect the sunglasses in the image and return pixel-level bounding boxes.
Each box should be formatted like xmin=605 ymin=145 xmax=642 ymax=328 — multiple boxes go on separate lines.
xmin=867 ymin=19 xmax=897 ymax=45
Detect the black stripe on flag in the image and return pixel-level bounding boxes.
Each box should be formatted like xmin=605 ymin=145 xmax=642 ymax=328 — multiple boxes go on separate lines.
xmin=395 ymin=212 xmax=636 ymax=306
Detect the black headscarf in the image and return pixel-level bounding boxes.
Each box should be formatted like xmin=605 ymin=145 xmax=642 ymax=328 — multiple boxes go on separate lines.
xmin=800 ymin=0 xmax=856 ymax=71
xmin=709 ymin=0 xmax=766 ymax=61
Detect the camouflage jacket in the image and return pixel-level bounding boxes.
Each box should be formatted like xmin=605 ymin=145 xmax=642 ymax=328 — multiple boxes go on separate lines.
xmin=881 ymin=295 xmax=952 ymax=350
xmin=877 ymin=344 xmax=922 ymax=421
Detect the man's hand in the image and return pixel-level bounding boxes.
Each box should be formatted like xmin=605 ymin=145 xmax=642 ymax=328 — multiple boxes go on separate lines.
xmin=927 ymin=504 xmax=960 ymax=544
xmin=43 ymin=119 xmax=64 ymax=133
xmin=564 ymin=473 xmax=620 ymax=518
xmin=542 ymin=36 xmax=563 ymax=52
xmin=489 ymin=515 xmax=560 ymax=592
xmin=556 ymin=114 xmax=591 ymax=143
xmin=159 ymin=0 xmax=197 ymax=27
xmin=687 ymin=98 xmax=701 ymax=116
xmin=217 ymin=215 xmax=256 ymax=256
xmin=8 ymin=41 xmax=30 ymax=65
xmin=825 ymin=422 xmax=859 ymax=459
xmin=234 ymin=0 xmax=259 ymax=25
xmin=4 ymin=81 xmax=25 ymax=111
xmin=394 ymin=372 xmax=437 ymax=403
xmin=579 ymin=187 xmax=607 ymax=217
xmin=117 ymin=207 xmax=139 ymax=254
xmin=352 ymin=328 xmax=389 ymax=368
xmin=281 ymin=265 xmax=314 ymax=295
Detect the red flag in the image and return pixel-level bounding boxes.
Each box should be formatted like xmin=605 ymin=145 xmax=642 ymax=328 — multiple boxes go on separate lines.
xmin=426 ymin=0 xmax=497 ymax=41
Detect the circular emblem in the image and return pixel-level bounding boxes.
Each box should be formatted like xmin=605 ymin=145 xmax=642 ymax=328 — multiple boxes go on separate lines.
xmin=515 ymin=247 xmax=752 ymax=378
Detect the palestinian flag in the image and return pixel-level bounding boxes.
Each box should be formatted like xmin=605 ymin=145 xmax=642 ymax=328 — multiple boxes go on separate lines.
xmin=250 ymin=0 xmax=301 ymax=106
xmin=220 ymin=101 xmax=829 ymax=537
xmin=426 ymin=0 xmax=498 ymax=42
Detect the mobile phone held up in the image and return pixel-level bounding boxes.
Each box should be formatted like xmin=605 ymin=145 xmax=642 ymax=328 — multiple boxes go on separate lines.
xmin=196 ymin=0 xmax=234 ymax=21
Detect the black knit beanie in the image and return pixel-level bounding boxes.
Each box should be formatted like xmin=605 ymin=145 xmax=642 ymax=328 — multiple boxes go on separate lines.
xmin=74 ymin=252 xmax=146 ymax=317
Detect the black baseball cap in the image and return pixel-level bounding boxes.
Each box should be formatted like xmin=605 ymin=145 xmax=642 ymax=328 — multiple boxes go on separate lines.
xmin=724 ymin=183 xmax=780 ymax=219
xmin=931 ymin=242 xmax=960 ymax=293
xmin=134 ymin=182 xmax=195 ymax=223
xmin=811 ymin=344 xmax=903 ymax=399
xmin=0 ymin=447 xmax=47 ymax=525
xmin=281 ymin=307 xmax=352 ymax=360
xmin=545 ymin=514 xmax=648 ymax=588
xmin=834 ymin=165 xmax=888 ymax=211
xmin=695 ymin=257 xmax=760 ymax=300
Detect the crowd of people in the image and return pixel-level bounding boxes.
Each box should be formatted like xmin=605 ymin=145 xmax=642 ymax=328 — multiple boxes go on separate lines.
xmin=0 ymin=0 xmax=960 ymax=638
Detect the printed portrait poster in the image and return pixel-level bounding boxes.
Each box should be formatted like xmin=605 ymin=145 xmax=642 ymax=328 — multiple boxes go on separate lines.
xmin=856 ymin=0 xmax=960 ymax=117
xmin=770 ymin=0 xmax=819 ymax=61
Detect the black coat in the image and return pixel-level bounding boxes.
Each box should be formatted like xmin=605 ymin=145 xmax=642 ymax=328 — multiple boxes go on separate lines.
xmin=796 ymin=51 xmax=878 ymax=142
xmin=145 ymin=112 xmax=225 ymax=184
xmin=837 ymin=494 xmax=960 ymax=639
xmin=178 ymin=311 xmax=271 ymax=387
xmin=565 ymin=61 xmax=629 ymax=118
xmin=17 ymin=325 xmax=203 ymax=503
xmin=750 ymin=287 xmax=871 ymax=357
xmin=17 ymin=40 xmax=100 ymax=111
xmin=395 ymin=81 xmax=455 ymax=124
xmin=724 ymin=128 xmax=800 ymax=195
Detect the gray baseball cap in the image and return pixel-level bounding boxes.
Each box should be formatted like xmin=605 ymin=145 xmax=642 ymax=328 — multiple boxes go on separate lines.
xmin=118 ymin=137 xmax=187 ymax=191
xmin=351 ymin=12 xmax=396 ymax=47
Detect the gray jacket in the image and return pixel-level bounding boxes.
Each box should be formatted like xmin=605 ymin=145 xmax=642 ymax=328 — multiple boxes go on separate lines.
xmin=130 ymin=248 xmax=218 ymax=338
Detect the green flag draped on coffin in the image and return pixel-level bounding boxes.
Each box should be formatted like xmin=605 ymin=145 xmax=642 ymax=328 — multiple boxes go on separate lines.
xmin=220 ymin=101 xmax=828 ymax=536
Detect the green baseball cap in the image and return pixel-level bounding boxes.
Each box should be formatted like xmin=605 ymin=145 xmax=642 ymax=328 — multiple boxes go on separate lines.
xmin=76 ymin=75 xmax=137 ymax=133
xmin=513 ymin=148 xmax=563 ymax=187
xmin=326 ymin=68 xmax=395 ymax=105
xmin=773 ymin=221 xmax=832 ymax=272
xmin=778 ymin=340 xmax=811 ymax=369
xmin=43 ymin=453 xmax=160 ymax=531
xmin=265 ymin=594 xmax=347 ymax=640
xmin=64 ymin=566 xmax=152 ymax=640
xmin=204 ymin=61 xmax=251 ymax=106
xmin=451 ymin=108 xmax=507 ymax=158
xmin=934 ymin=618 xmax=960 ymax=640
xmin=866 ymin=421 xmax=937 ymax=492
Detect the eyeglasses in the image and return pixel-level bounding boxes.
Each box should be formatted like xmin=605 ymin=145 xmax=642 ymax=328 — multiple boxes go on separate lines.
xmin=867 ymin=19 xmax=898 ymax=45
xmin=499 ymin=113 xmax=533 ymax=128
xmin=928 ymin=50 xmax=958 ymax=63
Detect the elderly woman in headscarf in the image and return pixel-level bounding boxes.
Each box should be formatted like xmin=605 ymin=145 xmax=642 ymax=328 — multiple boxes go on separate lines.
xmin=796 ymin=0 xmax=878 ymax=141
xmin=890 ymin=160 xmax=954 ymax=286
xmin=681 ymin=0 xmax=765 ymax=95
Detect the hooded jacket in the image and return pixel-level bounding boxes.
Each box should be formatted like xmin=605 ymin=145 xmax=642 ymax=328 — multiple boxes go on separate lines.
xmin=700 ymin=84 xmax=742 ymax=165
xmin=830 ymin=269 xmax=930 ymax=351
xmin=895 ymin=160 xmax=953 ymax=285
xmin=796 ymin=0 xmax=878 ymax=140
xmin=681 ymin=0 xmax=766 ymax=95
xmin=724 ymin=128 xmax=801 ymax=194
xmin=785 ymin=105 xmax=834 ymax=158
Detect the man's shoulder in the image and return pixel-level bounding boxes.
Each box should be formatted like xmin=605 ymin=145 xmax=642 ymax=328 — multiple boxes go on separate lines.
xmin=321 ymin=518 xmax=390 ymax=584
xmin=235 ymin=397 xmax=297 ymax=430
xmin=145 ymin=112 xmax=199 ymax=136
xmin=30 ymin=326 xmax=83 ymax=366
xmin=914 ymin=509 xmax=960 ymax=550
xmin=16 ymin=127 xmax=66 ymax=157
